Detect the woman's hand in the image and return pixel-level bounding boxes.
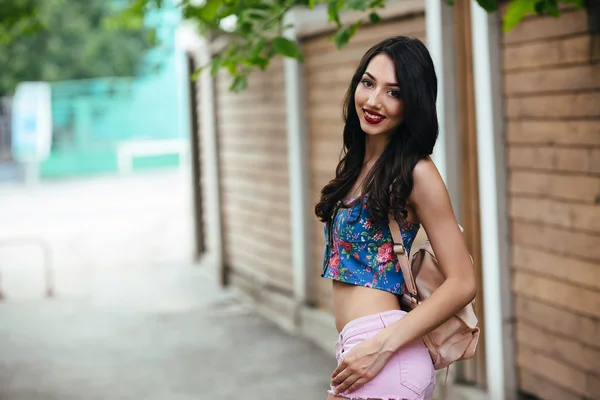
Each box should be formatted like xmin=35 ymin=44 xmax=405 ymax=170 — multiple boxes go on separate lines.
xmin=330 ymin=335 xmax=392 ymax=394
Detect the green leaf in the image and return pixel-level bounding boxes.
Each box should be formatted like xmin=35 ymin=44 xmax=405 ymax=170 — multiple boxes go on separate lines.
xmin=476 ymin=0 xmax=498 ymax=12
xmin=240 ymin=21 xmax=254 ymax=34
xmin=561 ymin=0 xmax=584 ymax=7
xmin=272 ymin=36 xmax=302 ymax=59
xmin=350 ymin=20 xmax=361 ymax=35
xmin=230 ymin=75 xmax=248 ymax=92
xmin=503 ymin=0 xmax=536 ymax=31
xmin=248 ymin=37 xmax=267 ymax=60
xmin=539 ymin=0 xmax=560 ymax=17
xmin=308 ymin=0 xmax=317 ymax=8
xmin=250 ymin=3 xmax=274 ymax=11
xmin=146 ymin=29 xmax=157 ymax=46
xmin=223 ymin=59 xmax=238 ymax=75
xmin=328 ymin=0 xmax=342 ymax=26
xmin=346 ymin=0 xmax=369 ymax=11
xmin=191 ymin=66 xmax=204 ymax=81
xmin=445 ymin=0 xmax=455 ymax=5
xmin=199 ymin=0 xmax=222 ymax=23
xmin=246 ymin=10 xmax=268 ymax=20
xmin=256 ymin=57 xmax=270 ymax=70
xmin=369 ymin=12 xmax=381 ymax=24
xmin=210 ymin=55 xmax=224 ymax=76
xmin=333 ymin=21 xmax=361 ymax=49
xmin=243 ymin=56 xmax=270 ymax=69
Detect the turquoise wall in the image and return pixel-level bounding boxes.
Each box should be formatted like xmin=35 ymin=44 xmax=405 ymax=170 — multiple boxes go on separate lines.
xmin=41 ymin=4 xmax=188 ymax=178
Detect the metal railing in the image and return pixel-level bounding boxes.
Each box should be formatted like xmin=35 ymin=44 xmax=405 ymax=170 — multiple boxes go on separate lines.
xmin=0 ymin=97 xmax=12 ymax=161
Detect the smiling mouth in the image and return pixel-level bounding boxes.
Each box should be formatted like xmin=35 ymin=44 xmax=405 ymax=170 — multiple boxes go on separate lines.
xmin=363 ymin=109 xmax=386 ymax=125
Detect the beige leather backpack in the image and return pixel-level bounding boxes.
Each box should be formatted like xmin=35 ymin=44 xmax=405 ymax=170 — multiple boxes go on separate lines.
xmin=388 ymin=218 xmax=480 ymax=379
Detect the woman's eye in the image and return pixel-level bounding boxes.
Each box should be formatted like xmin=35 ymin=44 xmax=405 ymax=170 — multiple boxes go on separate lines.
xmin=361 ymin=79 xmax=373 ymax=88
xmin=389 ymin=90 xmax=400 ymax=98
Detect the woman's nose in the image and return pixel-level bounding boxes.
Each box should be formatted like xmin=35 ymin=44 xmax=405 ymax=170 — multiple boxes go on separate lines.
xmin=366 ymin=91 xmax=381 ymax=107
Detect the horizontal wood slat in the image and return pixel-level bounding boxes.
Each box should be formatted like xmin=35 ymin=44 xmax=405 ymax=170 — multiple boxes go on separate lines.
xmin=227 ymin=255 xmax=292 ymax=291
xmin=508 ymin=146 xmax=600 ymax=174
xmin=516 ymin=322 xmax=600 ymax=374
xmin=512 ymin=270 xmax=600 ymax=319
xmin=505 ymin=92 xmax=600 ymax=118
xmin=512 ymin=245 xmax=600 ymax=291
xmin=506 ymin=120 xmax=600 ymax=147
xmin=225 ymin=235 xmax=292 ymax=265
xmin=218 ymin=120 xmax=288 ymax=132
xmin=509 ymin=171 xmax=600 ymax=203
xmin=503 ymin=34 xmax=594 ymax=71
xmin=503 ymin=9 xmax=589 ymax=44
xmin=220 ymin=178 xmax=291 ymax=200
xmin=224 ymin=218 xmax=291 ymax=245
xmin=511 ymin=221 xmax=600 ymax=262
xmin=222 ymin=195 xmax=290 ymax=216
xmin=220 ymin=165 xmax=290 ymax=181
xmin=219 ymin=151 xmax=290 ymax=169
xmin=519 ymin=370 xmax=580 ymax=400
xmin=216 ymin=105 xmax=287 ymax=118
xmin=504 ymin=64 xmax=600 ymax=95
xmin=515 ymin=296 xmax=600 ymax=350
xmin=516 ymin=346 xmax=587 ymax=397
xmin=510 ymin=196 xmax=600 ymax=233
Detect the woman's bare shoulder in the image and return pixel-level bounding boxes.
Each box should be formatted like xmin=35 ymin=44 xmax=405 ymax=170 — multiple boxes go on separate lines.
xmin=410 ymin=157 xmax=447 ymax=202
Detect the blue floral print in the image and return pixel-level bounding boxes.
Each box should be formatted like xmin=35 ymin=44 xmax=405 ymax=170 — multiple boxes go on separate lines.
xmin=321 ymin=196 xmax=420 ymax=295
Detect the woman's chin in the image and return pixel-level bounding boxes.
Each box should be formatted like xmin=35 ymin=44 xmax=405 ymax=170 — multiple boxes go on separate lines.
xmin=360 ymin=121 xmax=386 ymax=136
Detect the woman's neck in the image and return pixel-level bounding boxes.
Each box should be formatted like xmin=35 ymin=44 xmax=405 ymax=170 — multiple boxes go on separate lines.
xmin=363 ymin=133 xmax=390 ymax=167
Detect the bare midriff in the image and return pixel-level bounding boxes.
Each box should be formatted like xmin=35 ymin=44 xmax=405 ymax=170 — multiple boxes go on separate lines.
xmin=332 ymin=280 xmax=401 ymax=333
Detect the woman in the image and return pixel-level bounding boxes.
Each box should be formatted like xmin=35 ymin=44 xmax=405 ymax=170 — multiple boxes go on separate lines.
xmin=316 ymin=36 xmax=477 ymax=400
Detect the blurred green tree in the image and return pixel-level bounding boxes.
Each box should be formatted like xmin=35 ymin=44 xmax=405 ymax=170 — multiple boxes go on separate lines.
xmin=0 ymin=0 xmax=155 ymax=95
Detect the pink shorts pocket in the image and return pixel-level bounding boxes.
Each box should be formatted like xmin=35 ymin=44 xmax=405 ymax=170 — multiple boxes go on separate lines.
xmin=398 ymin=340 xmax=435 ymax=396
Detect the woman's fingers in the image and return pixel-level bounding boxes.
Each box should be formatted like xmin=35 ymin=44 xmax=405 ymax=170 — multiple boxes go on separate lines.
xmin=331 ymin=365 xmax=352 ymax=386
xmin=331 ymin=360 xmax=347 ymax=379
xmin=333 ymin=374 xmax=361 ymax=394
xmin=346 ymin=377 xmax=368 ymax=393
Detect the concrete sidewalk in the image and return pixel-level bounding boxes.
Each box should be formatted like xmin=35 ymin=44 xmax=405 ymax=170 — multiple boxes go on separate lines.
xmin=0 ymin=264 xmax=336 ymax=400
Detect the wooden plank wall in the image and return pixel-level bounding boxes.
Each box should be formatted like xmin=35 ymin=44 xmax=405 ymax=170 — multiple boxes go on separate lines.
xmin=302 ymin=14 xmax=426 ymax=311
xmin=502 ymin=8 xmax=600 ymax=399
xmin=214 ymin=58 xmax=294 ymax=293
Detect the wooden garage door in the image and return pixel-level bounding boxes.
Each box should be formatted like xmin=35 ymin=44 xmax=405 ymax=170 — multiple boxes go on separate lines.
xmin=502 ymin=8 xmax=600 ymax=400
xmin=214 ymin=57 xmax=293 ymax=293
xmin=302 ymin=13 xmax=426 ymax=311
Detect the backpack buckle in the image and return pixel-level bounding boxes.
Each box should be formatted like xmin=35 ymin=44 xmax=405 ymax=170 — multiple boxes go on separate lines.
xmin=393 ymin=244 xmax=405 ymax=254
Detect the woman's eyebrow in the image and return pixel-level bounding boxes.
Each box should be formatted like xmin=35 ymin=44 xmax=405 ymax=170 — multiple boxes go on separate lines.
xmin=364 ymin=72 xmax=400 ymax=87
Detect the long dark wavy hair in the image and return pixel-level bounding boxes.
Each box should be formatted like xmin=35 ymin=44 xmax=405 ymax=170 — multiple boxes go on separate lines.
xmin=315 ymin=36 xmax=439 ymax=225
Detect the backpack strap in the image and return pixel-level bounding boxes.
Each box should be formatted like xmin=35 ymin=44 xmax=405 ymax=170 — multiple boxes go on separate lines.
xmin=388 ymin=214 xmax=418 ymax=297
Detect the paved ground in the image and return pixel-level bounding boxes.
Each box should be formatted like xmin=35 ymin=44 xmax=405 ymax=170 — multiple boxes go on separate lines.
xmin=0 ymin=264 xmax=334 ymax=400
xmin=0 ymin=169 xmax=195 ymax=300
xmin=0 ymin=170 xmax=335 ymax=400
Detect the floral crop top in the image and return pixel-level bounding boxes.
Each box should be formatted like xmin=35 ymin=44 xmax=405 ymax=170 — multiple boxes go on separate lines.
xmin=321 ymin=195 xmax=420 ymax=295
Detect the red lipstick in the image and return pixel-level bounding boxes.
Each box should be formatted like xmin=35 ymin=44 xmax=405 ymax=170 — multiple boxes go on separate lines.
xmin=362 ymin=108 xmax=386 ymax=125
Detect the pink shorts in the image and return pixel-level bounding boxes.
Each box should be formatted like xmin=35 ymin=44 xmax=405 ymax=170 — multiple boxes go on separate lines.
xmin=329 ymin=310 xmax=435 ymax=400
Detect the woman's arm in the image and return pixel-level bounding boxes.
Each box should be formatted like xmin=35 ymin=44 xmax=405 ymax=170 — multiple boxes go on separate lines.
xmin=330 ymin=157 xmax=477 ymax=394
xmin=376 ymin=157 xmax=477 ymax=351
